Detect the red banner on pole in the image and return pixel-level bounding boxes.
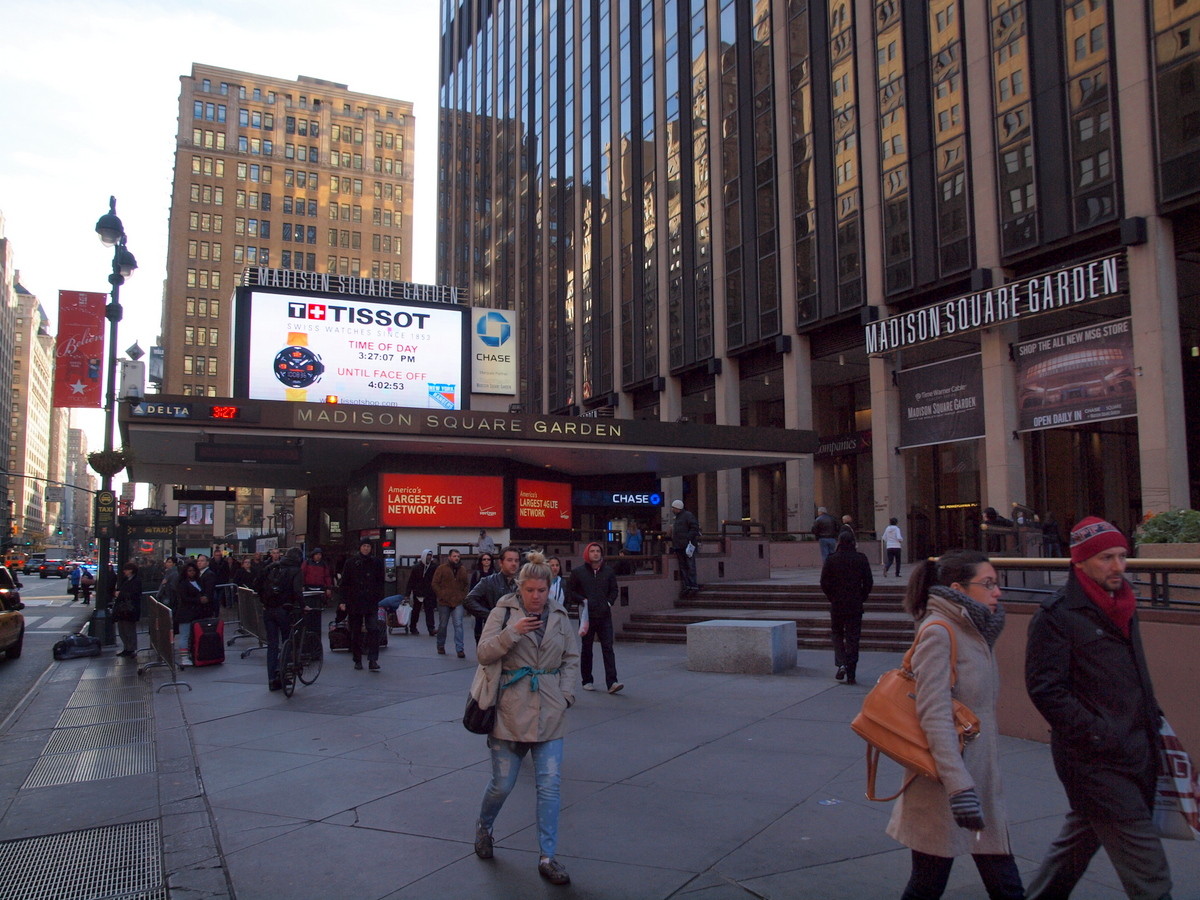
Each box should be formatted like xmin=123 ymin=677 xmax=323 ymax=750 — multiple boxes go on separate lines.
xmin=53 ymin=290 xmax=106 ymax=409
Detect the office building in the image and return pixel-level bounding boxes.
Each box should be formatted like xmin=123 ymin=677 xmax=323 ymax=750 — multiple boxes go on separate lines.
xmin=437 ymin=0 xmax=1200 ymax=551
xmin=161 ymin=63 xmax=417 ymax=398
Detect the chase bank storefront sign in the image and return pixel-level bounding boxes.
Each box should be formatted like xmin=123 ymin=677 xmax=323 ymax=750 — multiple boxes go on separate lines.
xmin=471 ymin=308 xmax=517 ymax=395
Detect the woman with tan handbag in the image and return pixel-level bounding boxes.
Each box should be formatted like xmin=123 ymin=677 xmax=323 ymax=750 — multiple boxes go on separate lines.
xmin=888 ymin=550 xmax=1025 ymax=899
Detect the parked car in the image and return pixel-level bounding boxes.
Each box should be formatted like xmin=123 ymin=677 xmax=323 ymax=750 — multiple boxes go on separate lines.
xmin=0 ymin=567 xmax=25 ymax=660
xmin=23 ymin=554 xmax=45 ymax=576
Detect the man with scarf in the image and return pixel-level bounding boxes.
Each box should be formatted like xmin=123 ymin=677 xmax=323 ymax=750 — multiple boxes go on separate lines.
xmin=1025 ymin=517 xmax=1172 ymax=899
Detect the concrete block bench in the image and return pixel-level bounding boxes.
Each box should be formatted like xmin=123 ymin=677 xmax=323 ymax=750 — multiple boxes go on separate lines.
xmin=686 ymin=620 xmax=797 ymax=674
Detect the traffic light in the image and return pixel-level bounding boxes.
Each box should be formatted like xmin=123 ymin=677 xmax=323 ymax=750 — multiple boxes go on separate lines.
xmin=56 ymin=526 xmax=64 ymax=536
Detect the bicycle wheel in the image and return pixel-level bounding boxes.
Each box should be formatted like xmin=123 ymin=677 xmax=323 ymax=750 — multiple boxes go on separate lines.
xmin=279 ymin=637 xmax=297 ymax=697
xmin=297 ymin=627 xmax=323 ymax=685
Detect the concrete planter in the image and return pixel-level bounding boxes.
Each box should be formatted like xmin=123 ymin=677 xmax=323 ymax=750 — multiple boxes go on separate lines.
xmin=1135 ymin=542 xmax=1200 ymax=592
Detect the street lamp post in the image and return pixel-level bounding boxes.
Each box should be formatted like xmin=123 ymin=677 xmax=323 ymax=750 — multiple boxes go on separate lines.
xmin=93 ymin=197 xmax=137 ymax=639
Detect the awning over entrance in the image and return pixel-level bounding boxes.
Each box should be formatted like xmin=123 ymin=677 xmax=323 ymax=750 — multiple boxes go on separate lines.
xmin=121 ymin=397 xmax=818 ymax=489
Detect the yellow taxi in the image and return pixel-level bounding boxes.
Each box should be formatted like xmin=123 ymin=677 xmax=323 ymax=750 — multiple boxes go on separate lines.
xmin=0 ymin=566 xmax=25 ymax=660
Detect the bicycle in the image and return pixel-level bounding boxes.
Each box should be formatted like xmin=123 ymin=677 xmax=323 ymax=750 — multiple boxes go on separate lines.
xmin=278 ymin=593 xmax=325 ymax=697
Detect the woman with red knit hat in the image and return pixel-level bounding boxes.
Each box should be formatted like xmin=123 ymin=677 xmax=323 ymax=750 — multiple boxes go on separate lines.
xmin=1025 ymin=517 xmax=1172 ymax=899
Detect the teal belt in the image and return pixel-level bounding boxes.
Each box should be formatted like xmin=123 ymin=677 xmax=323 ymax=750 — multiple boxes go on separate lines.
xmin=502 ymin=666 xmax=560 ymax=691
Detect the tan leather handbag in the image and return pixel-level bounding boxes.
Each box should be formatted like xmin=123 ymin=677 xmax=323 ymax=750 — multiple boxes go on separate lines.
xmin=850 ymin=620 xmax=981 ymax=801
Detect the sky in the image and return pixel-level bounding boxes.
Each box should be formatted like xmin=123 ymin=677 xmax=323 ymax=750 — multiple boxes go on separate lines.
xmin=0 ymin=0 xmax=442 ymax=501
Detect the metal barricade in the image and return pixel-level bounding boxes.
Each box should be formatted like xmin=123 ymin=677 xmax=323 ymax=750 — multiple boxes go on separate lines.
xmin=138 ymin=594 xmax=191 ymax=692
xmin=229 ymin=586 xmax=268 ymax=657
xmin=215 ymin=581 xmax=238 ymax=608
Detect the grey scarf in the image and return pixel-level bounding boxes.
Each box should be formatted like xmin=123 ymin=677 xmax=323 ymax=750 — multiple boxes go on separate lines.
xmin=928 ymin=585 xmax=1006 ymax=648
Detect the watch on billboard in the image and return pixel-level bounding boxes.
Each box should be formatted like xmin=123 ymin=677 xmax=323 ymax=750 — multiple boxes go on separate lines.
xmin=238 ymin=289 xmax=467 ymax=408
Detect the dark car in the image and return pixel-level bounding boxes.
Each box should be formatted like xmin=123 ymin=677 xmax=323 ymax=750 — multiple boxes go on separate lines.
xmin=39 ymin=556 xmax=72 ymax=579
xmin=0 ymin=567 xmax=25 ymax=659
xmin=22 ymin=554 xmax=44 ymax=576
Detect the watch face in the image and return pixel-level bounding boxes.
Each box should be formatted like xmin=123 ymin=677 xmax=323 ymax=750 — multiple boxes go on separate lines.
xmin=274 ymin=345 xmax=325 ymax=388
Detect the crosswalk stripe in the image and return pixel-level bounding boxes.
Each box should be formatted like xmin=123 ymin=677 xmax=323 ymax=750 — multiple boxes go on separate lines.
xmin=19 ymin=615 xmax=85 ymax=630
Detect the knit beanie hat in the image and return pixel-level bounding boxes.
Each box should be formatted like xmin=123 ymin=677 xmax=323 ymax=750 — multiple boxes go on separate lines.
xmin=1069 ymin=517 xmax=1128 ymax=564
xmin=671 ymin=499 xmax=685 ymax=510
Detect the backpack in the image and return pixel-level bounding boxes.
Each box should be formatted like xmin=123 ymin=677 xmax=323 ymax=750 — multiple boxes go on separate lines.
xmin=262 ymin=563 xmax=297 ymax=607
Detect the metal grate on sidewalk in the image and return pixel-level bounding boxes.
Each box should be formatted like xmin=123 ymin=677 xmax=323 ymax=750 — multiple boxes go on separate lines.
xmin=0 ymin=819 xmax=166 ymax=900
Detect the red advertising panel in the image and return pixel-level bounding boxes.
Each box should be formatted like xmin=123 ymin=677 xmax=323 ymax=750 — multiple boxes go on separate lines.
xmin=515 ymin=479 xmax=573 ymax=529
xmin=379 ymin=474 xmax=503 ymax=527
xmin=53 ymin=290 xmax=106 ymax=408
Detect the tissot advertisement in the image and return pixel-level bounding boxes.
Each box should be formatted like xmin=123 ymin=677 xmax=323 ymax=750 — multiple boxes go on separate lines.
xmin=240 ymin=290 xmax=467 ymax=408
xmin=897 ymin=355 xmax=985 ymax=449
xmin=1014 ymin=317 xmax=1136 ymax=432
xmin=515 ymin=479 xmax=573 ymax=529
xmin=378 ymin=473 xmax=504 ymax=527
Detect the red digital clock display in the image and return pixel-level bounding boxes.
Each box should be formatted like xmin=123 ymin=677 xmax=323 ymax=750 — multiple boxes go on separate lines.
xmin=209 ymin=406 xmax=241 ymax=419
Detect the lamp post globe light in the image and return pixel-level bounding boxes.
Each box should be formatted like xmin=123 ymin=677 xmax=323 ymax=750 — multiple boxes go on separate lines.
xmin=91 ymin=196 xmax=136 ymax=642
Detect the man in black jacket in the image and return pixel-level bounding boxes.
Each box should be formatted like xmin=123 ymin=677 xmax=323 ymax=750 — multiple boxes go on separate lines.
xmin=260 ymin=547 xmax=305 ymax=691
xmin=464 ymin=546 xmax=520 ymax=641
xmin=339 ymin=540 xmax=386 ymax=671
xmin=818 ymin=534 xmax=873 ymax=685
xmin=405 ymin=549 xmax=438 ymax=636
xmin=1025 ymin=517 xmax=1171 ymax=899
xmin=568 ymin=542 xmax=622 ymax=693
xmin=670 ymin=499 xmax=701 ymax=597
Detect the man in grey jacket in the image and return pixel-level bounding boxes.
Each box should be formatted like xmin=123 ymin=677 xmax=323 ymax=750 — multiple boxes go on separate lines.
xmin=670 ymin=499 xmax=701 ymax=597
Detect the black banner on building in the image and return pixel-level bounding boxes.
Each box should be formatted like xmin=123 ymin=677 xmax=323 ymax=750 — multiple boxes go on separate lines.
xmin=1014 ymin=317 xmax=1136 ymax=432
xmin=898 ymin=355 xmax=985 ymax=449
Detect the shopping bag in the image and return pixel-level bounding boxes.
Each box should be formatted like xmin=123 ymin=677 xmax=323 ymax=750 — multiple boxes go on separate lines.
xmin=1153 ymin=717 xmax=1200 ymax=841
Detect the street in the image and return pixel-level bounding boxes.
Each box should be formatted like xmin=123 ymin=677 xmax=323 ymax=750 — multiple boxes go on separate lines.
xmin=0 ymin=574 xmax=92 ymax=727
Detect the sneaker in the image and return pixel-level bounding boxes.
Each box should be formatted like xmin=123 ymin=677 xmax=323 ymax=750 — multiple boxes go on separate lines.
xmin=437 ymin=646 xmax=446 ymax=655
xmin=457 ymin=650 xmax=465 ymax=659
xmin=474 ymin=821 xmax=494 ymax=859
xmin=608 ymin=682 xmax=624 ymax=694
xmin=582 ymin=683 xmax=595 ymax=691
xmin=369 ymin=660 xmax=380 ymax=671
xmin=354 ymin=659 xmax=363 ymax=670
xmin=836 ymin=665 xmax=846 ymax=681
xmin=538 ymin=857 xmax=570 ymax=885
xmin=179 ymin=654 xmax=191 ymax=668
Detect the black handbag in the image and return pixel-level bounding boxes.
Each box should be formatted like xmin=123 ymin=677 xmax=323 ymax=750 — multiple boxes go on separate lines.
xmin=463 ymin=696 xmax=496 ymax=734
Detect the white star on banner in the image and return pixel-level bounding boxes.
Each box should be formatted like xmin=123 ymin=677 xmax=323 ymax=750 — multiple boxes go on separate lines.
xmin=70 ymin=380 xmax=87 ymax=394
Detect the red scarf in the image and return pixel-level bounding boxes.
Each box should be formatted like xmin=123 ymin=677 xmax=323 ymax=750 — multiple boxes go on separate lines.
xmin=1076 ymin=570 xmax=1136 ymax=637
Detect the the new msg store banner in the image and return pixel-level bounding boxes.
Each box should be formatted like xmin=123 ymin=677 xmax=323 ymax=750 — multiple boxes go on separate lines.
xmin=245 ymin=291 xmax=465 ymax=407
xmin=1014 ymin=317 xmax=1136 ymax=432
xmin=378 ymin=473 xmax=503 ymax=527
xmin=897 ymin=354 xmax=985 ymax=449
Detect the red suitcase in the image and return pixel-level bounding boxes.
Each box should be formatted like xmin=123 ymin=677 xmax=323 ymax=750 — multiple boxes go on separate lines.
xmin=190 ymin=617 xmax=225 ymax=666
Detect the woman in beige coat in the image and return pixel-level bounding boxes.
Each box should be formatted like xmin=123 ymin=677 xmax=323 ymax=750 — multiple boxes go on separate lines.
xmin=472 ymin=552 xmax=580 ymax=886
xmin=887 ymin=550 xmax=1025 ymax=899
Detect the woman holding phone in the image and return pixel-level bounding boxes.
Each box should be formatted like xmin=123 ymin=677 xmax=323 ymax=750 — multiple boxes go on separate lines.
xmin=472 ymin=551 xmax=580 ymax=885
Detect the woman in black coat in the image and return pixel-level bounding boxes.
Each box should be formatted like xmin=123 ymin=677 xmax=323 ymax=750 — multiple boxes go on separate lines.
xmin=112 ymin=562 xmax=142 ymax=657
xmin=819 ymin=533 xmax=874 ymax=684
xmin=174 ymin=562 xmax=215 ymax=666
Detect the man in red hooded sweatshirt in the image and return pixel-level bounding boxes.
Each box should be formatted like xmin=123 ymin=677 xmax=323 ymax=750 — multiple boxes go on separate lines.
xmin=1025 ymin=517 xmax=1172 ymax=899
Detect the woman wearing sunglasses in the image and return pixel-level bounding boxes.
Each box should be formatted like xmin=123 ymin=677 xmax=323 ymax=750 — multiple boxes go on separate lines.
xmin=887 ymin=549 xmax=1025 ymax=899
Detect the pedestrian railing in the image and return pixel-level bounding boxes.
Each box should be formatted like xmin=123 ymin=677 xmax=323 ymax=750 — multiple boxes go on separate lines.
xmin=138 ymin=593 xmax=191 ymax=692
xmin=215 ymin=581 xmax=238 ymax=608
xmin=229 ymin=586 xmax=267 ymax=657
xmin=989 ymin=557 xmax=1200 ymax=609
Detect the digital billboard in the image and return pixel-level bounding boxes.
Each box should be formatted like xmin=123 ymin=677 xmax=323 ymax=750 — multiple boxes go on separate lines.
xmin=515 ymin=479 xmax=573 ymax=529
xmin=379 ymin=473 xmax=504 ymax=527
xmin=236 ymin=289 xmax=468 ymax=408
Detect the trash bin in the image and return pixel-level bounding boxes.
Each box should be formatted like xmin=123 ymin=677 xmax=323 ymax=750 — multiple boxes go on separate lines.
xmin=88 ymin=605 xmax=116 ymax=646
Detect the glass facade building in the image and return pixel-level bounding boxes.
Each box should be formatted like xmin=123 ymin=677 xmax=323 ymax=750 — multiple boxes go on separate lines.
xmin=438 ymin=0 xmax=1200 ymax=550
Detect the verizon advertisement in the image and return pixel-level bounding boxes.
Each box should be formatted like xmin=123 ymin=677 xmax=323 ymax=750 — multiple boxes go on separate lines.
xmin=239 ymin=290 xmax=467 ymax=408
xmin=515 ymin=479 xmax=573 ymax=529
xmin=53 ymin=290 xmax=107 ymax=408
xmin=379 ymin=473 xmax=503 ymax=527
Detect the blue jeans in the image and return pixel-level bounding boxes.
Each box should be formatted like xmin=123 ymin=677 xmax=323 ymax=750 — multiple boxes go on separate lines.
xmin=819 ymin=537 xmax=837 ymax=561
xmin=479 ymin=737 xmax=563 ymax=859
xmin=437 ymin=603 xmax=464 ymax=652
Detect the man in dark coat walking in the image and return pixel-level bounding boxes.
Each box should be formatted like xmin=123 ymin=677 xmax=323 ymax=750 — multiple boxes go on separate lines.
xmin=339 ymin=540 xmax=386 ymax=671
xmin=405 ymin=549 xmax=438 ymax=636
xmin=670 ymin=498 xmax=701 ymax=597
xmin=568 ymin=541 xmax=623 ymax=693
xmin=1025 ymin=517 xmax=1172 ymax=899
xmin=818 ymin=533 xmax=873 ymax=685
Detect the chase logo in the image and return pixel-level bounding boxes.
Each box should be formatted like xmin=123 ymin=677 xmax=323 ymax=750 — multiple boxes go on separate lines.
xmin=476 ymin=311 xmax=512 ymax=348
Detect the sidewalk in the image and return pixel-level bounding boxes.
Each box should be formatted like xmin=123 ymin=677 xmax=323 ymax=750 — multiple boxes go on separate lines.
xmin=0 ymin=613 xmax=1196 ymax=899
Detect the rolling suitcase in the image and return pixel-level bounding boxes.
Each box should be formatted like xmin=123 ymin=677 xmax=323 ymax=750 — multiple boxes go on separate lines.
xmin=190 ymin=617 xmax=225 ymax=666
